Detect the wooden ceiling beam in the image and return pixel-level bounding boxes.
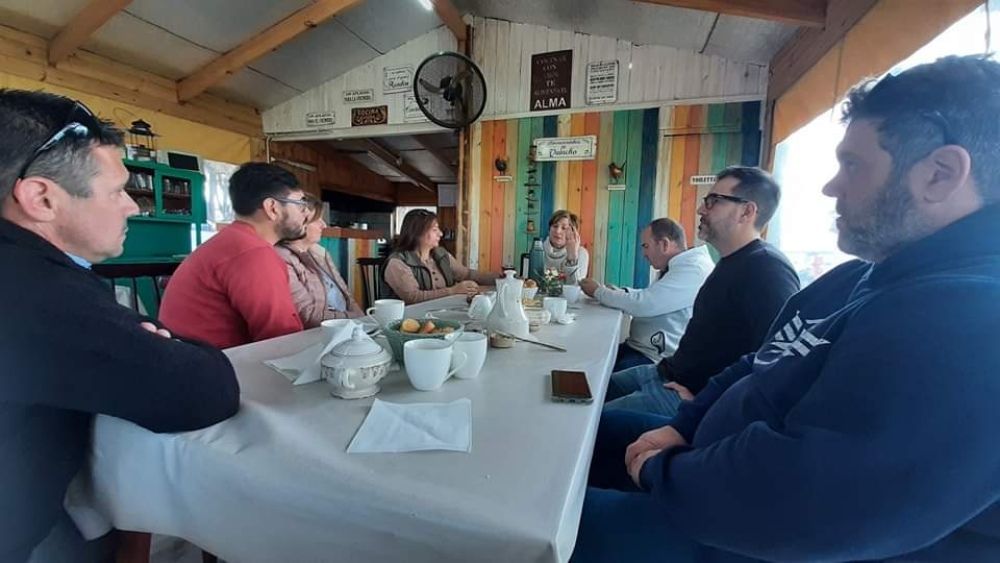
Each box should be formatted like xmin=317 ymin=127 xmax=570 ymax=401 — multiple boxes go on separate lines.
xmin=361 ymin=139 xmax=436 ymax=193
xmin=413 ymin=136 xmax=458 ymax=173
xmin=177 ymin=0 xmax=362 ymax=102
xmin=636 ymin=0 xmax=827 ymax=27
xmin=429 ymin=0 xmax=467 ymax=41
xmin=0 ymin=24 xmax=261 ymax=137
xmin=49 ymin=0 xmax=132 ymax=64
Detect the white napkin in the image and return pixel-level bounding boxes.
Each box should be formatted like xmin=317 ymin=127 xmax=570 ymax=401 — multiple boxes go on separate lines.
xmin=264 ymin=322 xmax=357 ymax=385
xmin=347 ymin=398 xmax=472 ymax=453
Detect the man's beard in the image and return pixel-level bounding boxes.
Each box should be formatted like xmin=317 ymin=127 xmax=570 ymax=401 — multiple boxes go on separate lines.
xmin=277 ymin=213 xmax=307 ymax=242
xmin=837 ymin=168 xmax=931 ymax=262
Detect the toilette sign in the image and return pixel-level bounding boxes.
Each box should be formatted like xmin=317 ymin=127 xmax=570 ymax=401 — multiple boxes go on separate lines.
xmin=533 ymin=136 xmax=597 ymax=161
xmin=531 ymin=50 xmax=572 ymax=111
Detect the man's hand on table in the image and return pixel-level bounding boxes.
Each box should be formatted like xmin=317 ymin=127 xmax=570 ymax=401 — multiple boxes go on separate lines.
xmin=140 ymin=322 xmax=172 ymax=339
xmin=624 ymin=425 xmax=688 ymax=487
xmin=580 ymin=278 xmax=600 ymax=297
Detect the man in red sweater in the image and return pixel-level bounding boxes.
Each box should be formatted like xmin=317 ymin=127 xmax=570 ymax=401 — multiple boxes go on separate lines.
xmin=160 ymin=162 xmax=310 ymax=348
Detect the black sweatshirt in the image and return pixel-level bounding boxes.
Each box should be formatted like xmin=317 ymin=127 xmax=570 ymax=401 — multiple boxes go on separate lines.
xmin=657 ymin=239 xmax=800 ymax=393
xmin=0 ymin=219 xmax=240 ymax=562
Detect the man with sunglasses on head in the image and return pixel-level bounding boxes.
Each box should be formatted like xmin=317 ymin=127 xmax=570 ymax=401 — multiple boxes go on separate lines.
xmin=603 ymin=166 xmax=800 ymax=417
xmin=0 ymin=90 xmax=239 ymax=562
xmin=159 ymin=162 xmax=309 ymax=348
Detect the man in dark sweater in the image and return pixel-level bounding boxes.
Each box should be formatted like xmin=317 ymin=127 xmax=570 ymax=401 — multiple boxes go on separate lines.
xmin=572 ymin=54 xmax=1000 ymax=563
xmin=0 ymin=90 xmax=240 ymax=562
xmin=604 ymin=167 xmax=800 ymax=416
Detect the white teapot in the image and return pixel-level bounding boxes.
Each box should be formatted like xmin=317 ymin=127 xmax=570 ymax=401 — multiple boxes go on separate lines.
xmin=320 ymin=326 xmax=393 ymax=399
xmin=486 ymin=270 xmax=530 ymax=338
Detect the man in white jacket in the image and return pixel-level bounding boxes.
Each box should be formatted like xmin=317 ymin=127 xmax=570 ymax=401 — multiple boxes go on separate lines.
xmin=581 ymin=218 xmax=714 ymax=372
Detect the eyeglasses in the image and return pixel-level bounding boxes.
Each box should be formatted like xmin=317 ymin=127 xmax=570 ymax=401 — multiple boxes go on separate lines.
xmin=702 ymin=193 xmax=750 ymax=209
xmin=919 ymin=110 xmax=959 ymax=146
xmin=17 ymin=102 xmax=101 ymax=182
xmin=272 ymin=196 xmax=316 ymax=211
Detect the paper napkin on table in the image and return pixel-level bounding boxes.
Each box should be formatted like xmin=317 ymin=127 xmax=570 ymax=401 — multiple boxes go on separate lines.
xmin=347 ymin=398 xmax=472 ymax=453
xmin=264 ymin=322 xmax=357 ymax=385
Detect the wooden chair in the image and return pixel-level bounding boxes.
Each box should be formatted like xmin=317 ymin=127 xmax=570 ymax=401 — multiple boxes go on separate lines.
xmin=357 ymin=256 xmax=388 ymax=309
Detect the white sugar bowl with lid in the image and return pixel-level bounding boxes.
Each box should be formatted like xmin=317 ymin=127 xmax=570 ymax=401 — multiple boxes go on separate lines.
xmin=321 ymin=327 xmax=393 ymax=399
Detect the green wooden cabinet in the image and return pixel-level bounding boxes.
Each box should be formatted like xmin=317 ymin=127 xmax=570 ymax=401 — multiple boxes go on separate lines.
xmin=111 ymin=159 xmax=206 ymax=264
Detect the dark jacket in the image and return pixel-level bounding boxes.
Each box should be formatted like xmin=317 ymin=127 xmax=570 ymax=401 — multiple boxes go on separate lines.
xmin=0 ymin=219 xmax=240 ymax=562
xmin=643 ymin=205 xmax=1000 ymax=562
xmin=385 ymin=247 xmax=457 ymax=291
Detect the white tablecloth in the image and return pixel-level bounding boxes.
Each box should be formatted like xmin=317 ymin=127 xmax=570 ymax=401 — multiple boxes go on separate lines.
xmin=68 ymin=296 xmax=621 ymax=562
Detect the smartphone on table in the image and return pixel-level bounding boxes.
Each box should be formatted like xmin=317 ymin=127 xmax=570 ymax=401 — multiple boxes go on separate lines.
xmin=551 ymin=370 xmax=593 ymax=404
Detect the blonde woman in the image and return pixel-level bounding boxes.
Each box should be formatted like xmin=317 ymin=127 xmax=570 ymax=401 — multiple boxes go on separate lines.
xmin=276 ymin=209 xmax=363 ymax=327
xmin=544 ymin=210 xmax=590 ymax=284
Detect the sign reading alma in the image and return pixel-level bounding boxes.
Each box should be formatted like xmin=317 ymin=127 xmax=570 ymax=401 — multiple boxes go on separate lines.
xmin=530 ymin=50 xmax=572 ymax=112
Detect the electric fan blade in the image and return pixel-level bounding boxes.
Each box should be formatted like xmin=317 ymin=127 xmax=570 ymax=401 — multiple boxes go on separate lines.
xmin=419 ymin=77 xmax=443 ymax=95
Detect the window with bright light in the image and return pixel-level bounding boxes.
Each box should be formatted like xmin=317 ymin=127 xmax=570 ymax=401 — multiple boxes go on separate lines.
xmin=194 ymin=160 xmax=238 ymax=246
xmin=770 ymin=3 xmax=997 ymax=285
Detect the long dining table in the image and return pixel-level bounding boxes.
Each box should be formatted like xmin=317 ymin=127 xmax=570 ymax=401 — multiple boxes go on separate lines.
xmin=68 ymin=295 xmax=623 ymax=562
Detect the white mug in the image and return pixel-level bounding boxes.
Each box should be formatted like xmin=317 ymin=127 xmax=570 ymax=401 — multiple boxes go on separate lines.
xmin=404 ymin=340 xmax=468 ymax=391
xmin=543 ymin=297 xmax=568 ymax=320
xmin=561 ymin=284 xmax=582 ymax=303
xmin=321 ymin=319 xmax=356 ymax=342
xmin=366 ymin=299 xmax=405 ymax=327
xmin=452 ymin=332 xmax=488 ymax=379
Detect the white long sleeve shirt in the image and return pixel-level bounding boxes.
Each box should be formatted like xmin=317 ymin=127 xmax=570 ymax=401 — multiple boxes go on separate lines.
xmin=595 ymin=245 xmax=715 ymax=362
xmin=543 ymin=238 xmax=590 ymax=284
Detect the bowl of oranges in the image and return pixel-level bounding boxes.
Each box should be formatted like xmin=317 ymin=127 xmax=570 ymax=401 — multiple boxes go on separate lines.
xmin=382 ymin=317 xmax=464 ymax=365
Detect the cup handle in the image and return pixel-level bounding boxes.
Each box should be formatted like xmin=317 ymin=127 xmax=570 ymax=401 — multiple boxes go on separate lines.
xmin=446 ymin=351 xmax=468 ymax=379
xmin=338 ymin=369 xmax=355 ymax=390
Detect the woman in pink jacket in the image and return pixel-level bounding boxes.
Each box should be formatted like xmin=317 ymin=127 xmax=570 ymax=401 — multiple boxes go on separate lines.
xmin=275 ymin=210 xmax=364 ymax=327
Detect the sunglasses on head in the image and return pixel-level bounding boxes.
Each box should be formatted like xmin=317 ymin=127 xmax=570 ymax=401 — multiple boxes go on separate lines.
xmin=17 ymin=102 xmax=102 ymax=182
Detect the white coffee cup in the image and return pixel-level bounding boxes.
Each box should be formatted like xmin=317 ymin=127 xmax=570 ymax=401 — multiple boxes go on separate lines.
xmin=543 ymin=297 xmax=568 ymax=320
xmin=562 ymin=284 xmax=582 ymax=303
xmin=404 ymin=340 xmax=468 ymax=391
xmin=321 ymin=319 xmax=356 ymax=342
xmin=452 ymin=332 xmax=488 ymax=379
xmin=366 ymin=299 xmax=405 ymax=327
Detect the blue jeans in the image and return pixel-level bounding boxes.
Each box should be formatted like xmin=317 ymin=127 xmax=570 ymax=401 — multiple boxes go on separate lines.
xmin=603 ymin=364 xmax=684 ymax=417
xmin=571 ymin=410 xmax=698 ymax=563
xmin=612 ymin=343 xmax=654 ymax=373
xmin=29 ymin=509 xmax=117 ymax=563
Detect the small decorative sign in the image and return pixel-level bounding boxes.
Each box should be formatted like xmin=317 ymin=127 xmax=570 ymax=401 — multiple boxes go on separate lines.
xmin=383 ymin=66 xmax=414 ymax=94
xmin=533 ymin=135 xmax=597 ymax=161
xmin=351 ymin=105 xmax=389 ymax=127
xmin=690 ymin=175 xmax=717 ymax=185
xmin=403 ymin=94 xmax=427 ymax=122
xmin=531 ymin=50 xmax=573 ymax=111
xmin=493 ymin=175 xmax=513 ymax=183
xmin=586 ymin=60 xmax=619 ymax=105
xmin=607 ymin=184 xmax=627 ymax=191
xmin=305 ymin=111 xmax=335 ymax=128
xmin=343 ymin=89 xmax=374 ymax=104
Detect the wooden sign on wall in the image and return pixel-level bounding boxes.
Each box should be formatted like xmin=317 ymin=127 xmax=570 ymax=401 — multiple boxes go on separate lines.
xmin=531 ymin=50 xmax=573 ymax=112
xmin=351 ymin=105 xmax=389 ymax=127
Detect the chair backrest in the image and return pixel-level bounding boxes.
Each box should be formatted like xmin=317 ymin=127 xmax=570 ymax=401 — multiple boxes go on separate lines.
xmin=356 ymin=257 xmax=387 ymax=309
xmin=91 ymin=261 xmax=181 ymax=318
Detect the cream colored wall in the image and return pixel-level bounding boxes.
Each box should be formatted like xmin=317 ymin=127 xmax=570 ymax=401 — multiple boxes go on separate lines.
xmin=0 ymin=73 xmax=258 ymax=164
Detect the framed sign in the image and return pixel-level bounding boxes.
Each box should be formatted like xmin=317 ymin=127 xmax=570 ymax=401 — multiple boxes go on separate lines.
xmin=305 ymin=111 xmax=335 ymax=128
xmin=532 ymin=136 xmax=597 ymax=161
xmin=403 ymin=94 xmax=427 ymax=123
xmin=383 ymin=66 xmax=414 ymax=94
xmin=531 ymin=50 xmax=572 ymax=111
xmin=586 ymin=60 xmax=618 ymax=105
xmin=343 ymin=89 xmax=374 ymax=104
xmin=351 ymin=105 xmax=389 ymax=127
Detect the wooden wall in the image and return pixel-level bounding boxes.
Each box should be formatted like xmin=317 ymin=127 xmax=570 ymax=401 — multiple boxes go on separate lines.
xmin=470 ymin=17 xmax=768 ymax=120
xmin=468 ymin=101 xmax=762 ymax=288
xmin=263 ymin=18 xmax=768 ymax=136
